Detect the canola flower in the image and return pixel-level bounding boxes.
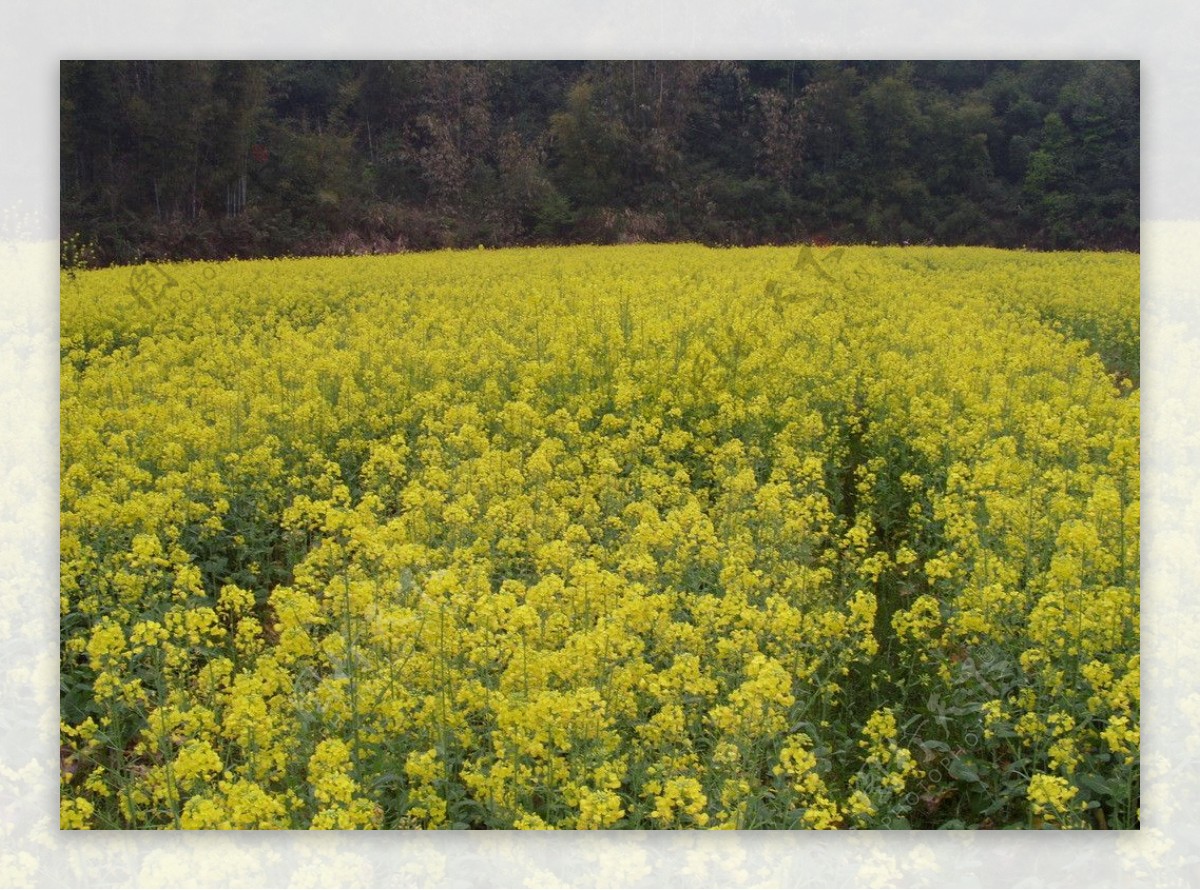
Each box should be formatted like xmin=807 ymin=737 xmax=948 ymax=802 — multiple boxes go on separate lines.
xmin=60 ymin=244 xmax=1138 ymax=829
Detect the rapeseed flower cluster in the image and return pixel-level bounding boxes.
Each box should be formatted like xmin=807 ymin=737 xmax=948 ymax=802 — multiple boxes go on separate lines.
xmin=60 ymin=244 xmax=1138 ymax=828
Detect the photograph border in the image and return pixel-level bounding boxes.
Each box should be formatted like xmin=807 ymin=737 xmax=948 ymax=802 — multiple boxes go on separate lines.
xmin=3 ymin=1 xmax=1196 ymax=886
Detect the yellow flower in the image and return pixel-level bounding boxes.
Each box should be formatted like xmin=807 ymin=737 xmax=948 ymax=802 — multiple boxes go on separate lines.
xmin=60 ymin=796 xmax=94 ymax=830
xmin=1027 ymin=773 xmax=1083 ymax=826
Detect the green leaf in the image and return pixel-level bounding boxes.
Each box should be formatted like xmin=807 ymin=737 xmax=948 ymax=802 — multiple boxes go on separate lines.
xmin=1074 ymin=772 xmax=1120 ymax=799
xmin=948 ymin=757 xmax=981 ymax=784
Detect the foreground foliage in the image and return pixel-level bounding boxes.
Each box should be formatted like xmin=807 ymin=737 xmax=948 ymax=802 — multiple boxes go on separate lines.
xmin=60 ymin=244 xmax=1138 ymax=829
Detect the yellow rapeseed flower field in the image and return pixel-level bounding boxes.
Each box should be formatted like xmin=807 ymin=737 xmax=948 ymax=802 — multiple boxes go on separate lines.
xmin=60 ymin=244 xmax=1138 ymax=829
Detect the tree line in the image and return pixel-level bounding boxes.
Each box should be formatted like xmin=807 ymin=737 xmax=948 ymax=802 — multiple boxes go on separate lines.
xmin=60 ymin=60 xmax=1139 ymax=266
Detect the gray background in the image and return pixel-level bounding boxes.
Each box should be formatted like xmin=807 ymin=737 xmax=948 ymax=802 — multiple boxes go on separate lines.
xmin=4 ymin=1 xmax=1196 ymax=886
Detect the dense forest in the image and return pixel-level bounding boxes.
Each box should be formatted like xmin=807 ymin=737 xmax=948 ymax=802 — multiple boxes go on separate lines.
xmin=60 ymin=60 xmax=1139 ymax=266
